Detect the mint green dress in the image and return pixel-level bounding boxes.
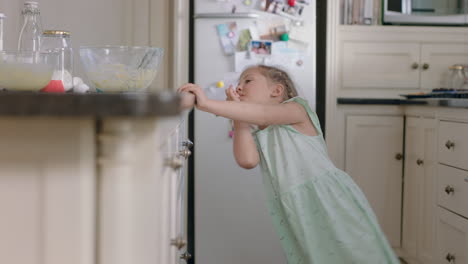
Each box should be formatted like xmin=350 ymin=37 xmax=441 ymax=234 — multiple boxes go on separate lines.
xmin=253 ymin=97 xmax=400 ymax=264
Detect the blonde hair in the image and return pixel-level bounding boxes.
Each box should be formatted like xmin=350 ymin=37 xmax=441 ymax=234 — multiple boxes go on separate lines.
xmin=247 ymin=65 xmax=298 ymax=100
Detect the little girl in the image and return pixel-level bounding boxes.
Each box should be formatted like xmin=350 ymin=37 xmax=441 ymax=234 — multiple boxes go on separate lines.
xmin=179 ymin=65 xmax=400 ymax=264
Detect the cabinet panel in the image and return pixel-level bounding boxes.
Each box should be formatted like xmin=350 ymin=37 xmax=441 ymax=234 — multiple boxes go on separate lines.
xmin=437 ymin=207 xmax=468 ymax=264
xmin=342 ymin=42 xmax=420 ymax=89
xmin=0 ymin=118 xmax=95 ymax=264
xmin=345 ymin=115 xmax=404 ymax=247
xmin=438 ymin=121 xmax=468 ymax=171
xmin=402 ymin=117 xmax=436 ymax=264
xmin=437 ymin=165 xmax=468 ymax=219
xmin=420 ymin=44 xmax=468 ymax=90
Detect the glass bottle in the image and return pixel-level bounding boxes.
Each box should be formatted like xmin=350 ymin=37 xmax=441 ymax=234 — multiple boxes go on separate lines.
xmin=17 ymin=1 xmax=43 ymax=52
xmin=0 ymin=13 xmax=5 ymax=51
xmin=41 ymin=30 xmax=73 ymax=91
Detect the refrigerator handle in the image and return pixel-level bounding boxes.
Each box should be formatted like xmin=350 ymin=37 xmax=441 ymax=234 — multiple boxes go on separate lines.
xmin=193 ymin=12 xmax=259 ymax=19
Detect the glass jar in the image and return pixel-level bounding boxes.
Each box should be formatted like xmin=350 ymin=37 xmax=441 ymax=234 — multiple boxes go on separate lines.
xmin=40 ymin=30 xmax=73 ymax=91
xmin=448 ymin=64 xmax=465 ymax=90
xmin=17 ymin=1 xmax=43 ymax=52
xmin=0 ymin=13 xmax=5 ymax=51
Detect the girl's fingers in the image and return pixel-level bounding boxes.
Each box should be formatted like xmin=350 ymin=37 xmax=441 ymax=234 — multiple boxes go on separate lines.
xmin=178 ymin=83 xmax=198 ymax=93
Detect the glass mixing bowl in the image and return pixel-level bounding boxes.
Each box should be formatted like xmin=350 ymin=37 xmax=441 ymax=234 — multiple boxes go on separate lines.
xmin=0 ymin=51 xmax=58 ymax=91
xmin=79 ymin=46 xmax=164 ymax=92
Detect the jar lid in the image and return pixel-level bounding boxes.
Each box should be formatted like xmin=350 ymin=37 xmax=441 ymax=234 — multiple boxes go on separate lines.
xmin=43 ymin=30 xmax=71 ymax=37
xmin=449 ymin=65 xmax=464 ymax=70
xmin=24 ymin=1 xmax=39 ymax=6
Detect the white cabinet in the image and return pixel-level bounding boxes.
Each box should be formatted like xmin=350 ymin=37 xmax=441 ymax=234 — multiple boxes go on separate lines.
xmin=438 ymin=120 xmax=468 ymax=171
xmin=435 ymin=118 xmax=468 ymax=264
xmin=420 ymin=44 xmax=468 ymax=90
xmin=158 ymin=117 xmax=192 ymax=264
xmin=345 ymin=115 xmax=404 ymax=247
xmin=0 ymin=118 xmax=96 ymax=264
xmin=98 ymin=117 xmax=191 ymax=264
xmin=0 ymin=116 xmax=190 ymax=264
xmin=436 ymin=207 xmax=468 ymax=264
xmin=342 ymin=42 xmax=420 ymax=89
xmin=402 ymin=117 xmax=437 ymax=264
xmin=342 ymin=42 xmax=468 ymax=90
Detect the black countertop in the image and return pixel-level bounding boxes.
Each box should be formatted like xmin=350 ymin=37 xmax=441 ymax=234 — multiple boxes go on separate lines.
xmin=337 ymin=98 xmax=427 ymax=105
xmin=337 ymin=97 xmax=468 ymax=108
xmin=0 ymin=91 xmax=182 ymax=117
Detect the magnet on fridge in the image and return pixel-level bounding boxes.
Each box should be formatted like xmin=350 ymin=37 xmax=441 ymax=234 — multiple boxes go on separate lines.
xmin=288 ymin=0 xmax=295 ymax=6
xmin=243 ymin=0 xmax=252 ymax=6
xmin=217 ymin=81 xmax=225 ymax=88
xmin=296 ymin=59 xmax=303 ymax=66
xmin=228 ymin=31 xmax=236 ymax=38
xmin=280 ymin=33 xmax=289 ymax=41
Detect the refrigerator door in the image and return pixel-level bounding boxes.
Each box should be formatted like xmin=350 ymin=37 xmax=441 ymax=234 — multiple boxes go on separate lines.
xmin=193 ymin=1 xmax=316 ymax=263
xmin=194 ymin=16 xmax=287 ymax=264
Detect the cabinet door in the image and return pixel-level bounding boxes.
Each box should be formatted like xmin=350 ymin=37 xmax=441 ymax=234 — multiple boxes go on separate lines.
xmin=342 ymin=42 xmax=420 ymax=89
xmin=345 ymin=115 xmax=404 ymax=247
xmin=437 ymin=207 xmax=468 ymax=264
xmin=0 ymin=118 xmax=95 ymax=264
xmin=420 ymin=44 xmax=468 ymax=90
xmin=402 ymin=117 xmax=436 ymax=264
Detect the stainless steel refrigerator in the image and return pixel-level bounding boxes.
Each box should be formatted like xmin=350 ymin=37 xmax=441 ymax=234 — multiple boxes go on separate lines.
xmin=192 ymin=1 xmax=316 ymax=263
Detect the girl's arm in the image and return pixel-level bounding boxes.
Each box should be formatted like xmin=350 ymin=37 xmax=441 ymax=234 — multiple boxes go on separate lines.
xmin=225 ymin=86 xmax=259 ymax=169
xmin=178 ymin=83 xmax=307 ymax=126
xmin=233 ymin=121 xmax=259 ymax=169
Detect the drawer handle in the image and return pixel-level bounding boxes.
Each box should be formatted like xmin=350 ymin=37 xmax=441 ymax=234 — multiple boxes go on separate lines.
xmin=446 ymin=253 xmax=456 ymax=262
xmin=422 ymin=63 xmax=429 ymax=70
xmin=416 ymin=159 xmax=424 ymax=166
xmin=395 ymin=153 xmax=403 ymax=161
xmin=411 ymin=62 xmax=419 ymax=69
xmin=180 ymin=252 xmax=192 ymax=261
xmin=165 ymin=156 xmax=183 ymax=170
xmin=178 ymin=149 xmax=192 ymax=159
xmin=445 ymin=140 xmax=455 ymax=149
xmin=182 ymin=139 xmax=193 ymax=149
xmin=170 ymin=236 xmax=186 ymax=250
xmin=445 ymin=185 xmax=455 ymax=195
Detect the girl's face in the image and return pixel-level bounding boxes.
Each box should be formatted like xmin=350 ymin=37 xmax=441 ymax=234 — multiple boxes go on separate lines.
xmin=236 ymin=68 xmax=275 ymax=103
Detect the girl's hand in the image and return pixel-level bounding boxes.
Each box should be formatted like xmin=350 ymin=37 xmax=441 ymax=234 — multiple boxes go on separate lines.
xmin=225 ymin=85 xmax=240 ymax=102
xmin=177 ymin=83 xmax=209 ymax=110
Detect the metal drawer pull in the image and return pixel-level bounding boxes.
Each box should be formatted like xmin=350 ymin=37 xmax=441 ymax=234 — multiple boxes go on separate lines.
xmin=416 ymin=159 xmax=424 ymax=166
xmin=446 ymin=253 xmax=455 ymax=262
xmin=179 ymin=149 xmax=192 ymax=159
xmin=180 ymin=252 xmax=192 ymax=261
xmin=395 ymin=153 xmax=403 ymax=160
xmin=170 ymin=237 xmax=186 ymax=250
xmin=182 ymin=139 xmax=193 ymax=149
xmin=445 ymin=185 xmax=455 ymax=195
xmin=445 ymin=140 xmax=455 ymax=149
xmin=165 ymin=157 xmax=183 ymax=170
xmin=422 ymin=63 xmax=429 ymax=70
xmin=411 ymin=62 xmax=419 ymax=69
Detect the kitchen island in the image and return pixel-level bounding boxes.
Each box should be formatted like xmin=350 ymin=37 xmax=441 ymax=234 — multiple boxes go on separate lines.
xmin=0 ymin=91 xmax=193 ymax=264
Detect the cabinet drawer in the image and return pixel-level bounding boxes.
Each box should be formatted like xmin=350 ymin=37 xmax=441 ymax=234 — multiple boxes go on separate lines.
xmin=437 ymin=165 xmax=468 ymax=219
xmin=437 ymin=207 xmax=468 ymax=264
xmin=438 ymin=121 xmax=468 ymax=171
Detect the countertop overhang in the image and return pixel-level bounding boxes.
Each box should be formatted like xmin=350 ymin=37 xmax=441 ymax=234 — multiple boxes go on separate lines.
xmin=0 ymin=92 xmax=182 ymax=117
xmin=337 ymin=98 xmax=468 ymax=108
